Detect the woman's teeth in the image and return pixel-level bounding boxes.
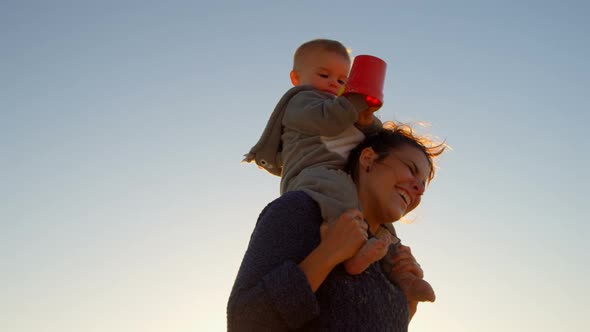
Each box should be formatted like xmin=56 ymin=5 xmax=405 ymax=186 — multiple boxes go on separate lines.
xmin=398 ymin=190 xmax=410 ymax=205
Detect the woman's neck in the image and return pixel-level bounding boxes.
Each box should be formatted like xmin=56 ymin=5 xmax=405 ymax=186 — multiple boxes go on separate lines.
xmin=367 ymin=221 xmax=381 ymax=235
xmin=358 ymin=188 xmax=381 ymax=235
xmin=365 ymin=217 xmax=381 ymax=235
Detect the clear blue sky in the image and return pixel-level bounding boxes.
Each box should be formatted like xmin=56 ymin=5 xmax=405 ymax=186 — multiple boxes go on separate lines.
xmin=2 ymin=1 xmax=589 ymax=331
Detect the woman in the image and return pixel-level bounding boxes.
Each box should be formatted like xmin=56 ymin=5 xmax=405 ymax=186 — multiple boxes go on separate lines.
xmin=228 ymin=122 xmax=446 ymax=331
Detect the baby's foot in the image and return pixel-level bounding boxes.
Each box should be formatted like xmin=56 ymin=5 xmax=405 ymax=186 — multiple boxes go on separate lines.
xmin=344 ymin=236 xmax=391 ymax=275
xmin=397 ymin=276 xmax=436 ymax=302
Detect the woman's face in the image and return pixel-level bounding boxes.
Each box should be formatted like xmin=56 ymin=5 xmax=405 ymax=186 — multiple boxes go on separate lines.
xmin=359 ymin=144 xmax=431 ymax=224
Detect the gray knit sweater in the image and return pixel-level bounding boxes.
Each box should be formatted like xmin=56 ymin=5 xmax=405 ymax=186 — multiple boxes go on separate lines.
xmin=227 ymin=191 xmax=409 ymax=331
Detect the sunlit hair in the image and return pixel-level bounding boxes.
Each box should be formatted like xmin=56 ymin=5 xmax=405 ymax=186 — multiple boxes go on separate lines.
xmin=346 ymin=121 xmax=447 ymax=184
xmin=293 ymin=39 xmax=350 ymax=71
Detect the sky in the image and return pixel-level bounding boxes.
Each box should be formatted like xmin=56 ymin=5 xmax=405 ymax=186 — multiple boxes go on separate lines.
xmin=2 ymin=0 xmax=589 ymax=331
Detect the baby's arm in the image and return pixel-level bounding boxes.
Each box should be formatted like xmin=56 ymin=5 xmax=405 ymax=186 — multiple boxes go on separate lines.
xmin=282 ymin=90 xmax=368 ymax=137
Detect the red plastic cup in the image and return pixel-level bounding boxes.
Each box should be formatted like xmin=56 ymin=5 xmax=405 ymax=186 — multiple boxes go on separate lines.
xmin=343 ymin=55 xmax=387 ymax=108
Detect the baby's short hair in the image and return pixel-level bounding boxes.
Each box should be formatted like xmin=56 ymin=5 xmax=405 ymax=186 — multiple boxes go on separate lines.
xmin=293 ymin=39 xmax=350 ymax=71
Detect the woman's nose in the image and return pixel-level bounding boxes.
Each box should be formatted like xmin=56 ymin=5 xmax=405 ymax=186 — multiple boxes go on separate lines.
xmin=413 ymin=180 xmax=426 ymax=195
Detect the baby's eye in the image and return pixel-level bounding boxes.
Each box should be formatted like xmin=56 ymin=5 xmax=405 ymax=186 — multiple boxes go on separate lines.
xmin=337 ymin=79 xmax=346 ymax=85
xmin=318 ymin=74 xmax=328 ymax=78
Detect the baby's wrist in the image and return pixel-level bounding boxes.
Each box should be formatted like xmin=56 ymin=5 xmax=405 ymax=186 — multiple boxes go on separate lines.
xmin=356 ymin=113 xmax=374 ymax=127
xmin=344 ymin=93 xmax=369 ymax=112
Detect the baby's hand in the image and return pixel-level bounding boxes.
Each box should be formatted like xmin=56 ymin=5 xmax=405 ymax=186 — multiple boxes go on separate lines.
xmin=345 ymin=93 xmax=379 ymax=127
xmin=357 ymin=108 xmax=378 ymax=127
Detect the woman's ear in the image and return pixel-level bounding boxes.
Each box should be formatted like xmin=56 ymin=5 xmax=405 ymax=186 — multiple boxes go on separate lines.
xmin=359 ymin=147 xmax=377 ymax=170
xmin=290 ymin=70 xmax=300 ymax=86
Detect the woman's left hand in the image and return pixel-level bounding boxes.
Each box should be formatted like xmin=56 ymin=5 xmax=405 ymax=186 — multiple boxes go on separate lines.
xmin=389 ymin=244 xmax=424 ymax=279
xmin=387 ymin=244 xmax=427 ymax=321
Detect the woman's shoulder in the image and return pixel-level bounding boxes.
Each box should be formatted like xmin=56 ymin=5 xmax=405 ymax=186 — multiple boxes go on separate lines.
xmin=244 ymin=191 xmax=323 ymax=268
xmin=261 ymin=191 xmax=320 ymax=219
xmin=254 ymin=191 xmax=322 ymax=238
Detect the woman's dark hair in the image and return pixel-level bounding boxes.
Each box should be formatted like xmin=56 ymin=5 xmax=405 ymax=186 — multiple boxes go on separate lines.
xmin=346 ymin=121 xmax=446 ymax=184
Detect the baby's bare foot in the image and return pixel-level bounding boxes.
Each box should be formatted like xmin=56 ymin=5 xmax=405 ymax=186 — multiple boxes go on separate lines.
xmin=397 ymin=276 xmax=436 ymax=302
xmin=344 ymin=237 xmax=390 ymax=275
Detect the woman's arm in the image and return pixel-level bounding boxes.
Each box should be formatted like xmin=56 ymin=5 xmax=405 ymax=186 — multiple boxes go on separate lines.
xmin=299 ymin=209 xmax=368 ymax=292
xmin=227 ymin=193 xmax=367 ymax=331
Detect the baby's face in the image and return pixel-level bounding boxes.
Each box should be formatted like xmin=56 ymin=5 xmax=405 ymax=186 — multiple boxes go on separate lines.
xmin=294 ymin=51 xmax=350 ymax=95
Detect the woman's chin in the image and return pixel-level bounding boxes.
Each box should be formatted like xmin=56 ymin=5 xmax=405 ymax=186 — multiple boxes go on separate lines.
xmin=386 ymin=209 xmax=405 ymax=223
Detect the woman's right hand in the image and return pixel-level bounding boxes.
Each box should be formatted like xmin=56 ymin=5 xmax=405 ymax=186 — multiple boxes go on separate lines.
xmin=319 ymin=209 xmax=368 ymax=265
xmin=299 ymin=209 xmax=368 ymax=292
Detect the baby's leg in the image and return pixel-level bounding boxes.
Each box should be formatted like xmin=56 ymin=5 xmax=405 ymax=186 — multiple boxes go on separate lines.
xmin=343 ymin=236 xmax=391 ymax=275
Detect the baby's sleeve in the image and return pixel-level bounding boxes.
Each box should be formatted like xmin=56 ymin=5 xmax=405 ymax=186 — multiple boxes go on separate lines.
xmin=282 ymin=90 xmax=367 ymax=137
